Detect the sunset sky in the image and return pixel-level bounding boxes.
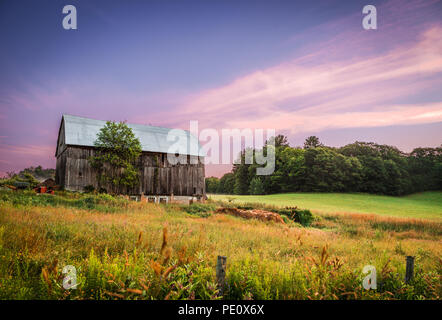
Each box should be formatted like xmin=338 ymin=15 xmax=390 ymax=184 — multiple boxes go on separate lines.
xmin=0 ymin=0 xmax=441 ymax=177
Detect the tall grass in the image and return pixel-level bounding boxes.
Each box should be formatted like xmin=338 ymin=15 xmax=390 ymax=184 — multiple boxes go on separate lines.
xmin=0 ymin=190 xmax=129 ymax=212
xmin=0 ymin=190 xmax=440 ymax=300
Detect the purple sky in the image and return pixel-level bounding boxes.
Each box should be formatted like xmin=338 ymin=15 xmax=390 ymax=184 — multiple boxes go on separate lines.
xmin=0 ymin=0 xmax=441 ymax=177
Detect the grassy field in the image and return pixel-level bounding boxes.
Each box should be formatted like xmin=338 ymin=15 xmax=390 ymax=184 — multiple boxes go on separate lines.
xmin=0 ymin=190 xmax=441 ymax=300
xmin=209 ymin=192 xmax=442 ymax=220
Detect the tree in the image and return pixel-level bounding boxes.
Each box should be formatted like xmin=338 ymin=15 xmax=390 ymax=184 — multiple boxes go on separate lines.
xmin=339 ymin=142 xmax=413 ymax=195
xmin=218 ymin=173 xmax=235 ymax=194
xmin=6 ymin=171 xmax=16 ymax=179
xmin=90 ymin=121 xmax=142 ymax=194
xmin=214 ymin=139 xmax=441 ymax=196
xmin=303 ymin=147 xmax=340 ymax=191
xmin=408 ymin=146 xmax=442 ymax=192
xmin=249 ymin=177 xmax=265 ymax=195
xmin=205 ymin=177 xmax=220 ymax=194
xmin=304 ymin=136 xmax=322 ymax=149
xmin=274 ymin=147 xmax=305 ymax=192
xmin=233 ymin=162 xmax=250 ymax=195
xmin=266 ymin=134 xmax=290 ymax=148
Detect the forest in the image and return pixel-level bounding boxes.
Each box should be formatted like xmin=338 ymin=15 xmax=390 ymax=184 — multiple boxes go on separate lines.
xmin=206 ymin=136 xmax=442 ymax=196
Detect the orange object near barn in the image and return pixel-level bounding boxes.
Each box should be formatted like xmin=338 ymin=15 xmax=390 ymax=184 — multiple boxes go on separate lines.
xmin=35 ymin=186 xmax=47 ymax=193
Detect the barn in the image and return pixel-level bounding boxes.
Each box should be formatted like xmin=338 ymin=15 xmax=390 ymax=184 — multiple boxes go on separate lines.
xmin=55 ymin=115 xmax=205 ymax=199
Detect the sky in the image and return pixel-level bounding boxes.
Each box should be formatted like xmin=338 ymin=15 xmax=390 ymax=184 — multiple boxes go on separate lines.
xmin=0 ymin=0 xmax=441 ymax=177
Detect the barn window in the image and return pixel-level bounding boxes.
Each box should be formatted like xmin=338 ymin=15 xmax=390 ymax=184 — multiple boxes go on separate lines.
xmin=79 ymin=172 xmax=82 ymax=177
xmin=193 ymin=187 xmax=196 ymax=194
xmin=161 ymin=154 xmax=165 ymax=166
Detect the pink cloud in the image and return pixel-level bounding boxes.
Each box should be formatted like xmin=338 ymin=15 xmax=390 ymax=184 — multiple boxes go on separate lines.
xmin=229 ymin=102 xmax=442 ymax=133
xmin=0 ymin=144 xmax=55 ymax=174
xmin=0 ymin=144 xmax=54 ymax=157
xmin=173 ymin=24 xmax=442 ymax=134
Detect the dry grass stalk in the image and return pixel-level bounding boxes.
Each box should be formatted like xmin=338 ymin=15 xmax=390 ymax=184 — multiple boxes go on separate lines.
xmin=160 ymin=227 xmax=168 ymax=255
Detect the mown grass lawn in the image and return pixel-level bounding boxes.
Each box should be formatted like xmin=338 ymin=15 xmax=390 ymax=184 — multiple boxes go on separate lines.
xmin=209 ymin=192 xmax=442 ymax=220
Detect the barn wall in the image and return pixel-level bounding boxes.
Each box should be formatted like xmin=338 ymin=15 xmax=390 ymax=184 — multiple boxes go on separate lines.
xmin=56 ymin=146 xmax=205 ymax=196
xmin=55 ymin=149 xmax=67 ymax=186
xmin=55 ymin=119 xmax=66 ymax=157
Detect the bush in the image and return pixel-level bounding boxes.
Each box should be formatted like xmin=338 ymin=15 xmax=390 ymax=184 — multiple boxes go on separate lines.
xmin=293 ymin=209 xmax=314 ymax=227
xmin=84 ymin=185 xmax=95 ymax=193
xmin=273 ymin=207 xmax=314 ymax=227
xmin=181 ymin=203 xmax=216 ymax=218
xmin=0 ymin=173 xmax=39 ymax=190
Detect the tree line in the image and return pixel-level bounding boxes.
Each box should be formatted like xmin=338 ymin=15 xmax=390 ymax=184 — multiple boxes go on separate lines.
xmin=206 ymin=135 xmax=442 ymax=196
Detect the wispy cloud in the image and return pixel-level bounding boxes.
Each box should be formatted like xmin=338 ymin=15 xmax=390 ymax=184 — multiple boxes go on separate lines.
xmin=176 ymin=23 xmax=442 ymax=133
xmin=0 ymin=144 xmax=54 ymax=157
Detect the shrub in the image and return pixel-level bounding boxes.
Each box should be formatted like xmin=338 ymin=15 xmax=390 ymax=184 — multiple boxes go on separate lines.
xmin=84 ymin=185 xmax=95 ymax=193
xmin=293 ymin=209 xmax=314 ymax=227
xmin=181 ymin=203 xmax=216 ymax=218
xmin=273 ymin=207 xmax=314 ymax=227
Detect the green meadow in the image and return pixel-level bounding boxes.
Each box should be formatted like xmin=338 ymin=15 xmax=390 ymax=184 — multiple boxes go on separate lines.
xmin=209 ymin=192 xmax=442 ymax=220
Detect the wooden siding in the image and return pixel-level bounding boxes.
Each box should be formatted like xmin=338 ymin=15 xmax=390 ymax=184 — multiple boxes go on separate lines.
xmin=56 ymin=146 xmax=205 ymax=196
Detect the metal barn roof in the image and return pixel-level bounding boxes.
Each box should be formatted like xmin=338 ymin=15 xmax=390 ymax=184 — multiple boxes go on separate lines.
xmin=61 ymin=115 xmax=205 ymax=157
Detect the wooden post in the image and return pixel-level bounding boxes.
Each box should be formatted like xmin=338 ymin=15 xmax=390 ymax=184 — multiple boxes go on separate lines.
xmin=405 ymin=256 xmax=415 ymax=284
xmin=216 ymin=256 xmax=227 ymax=296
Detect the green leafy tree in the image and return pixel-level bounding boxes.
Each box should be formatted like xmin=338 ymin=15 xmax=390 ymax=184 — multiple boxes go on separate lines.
xmin=274 ymin=147 xmax=305 ymax=192
xmin=214 ymin=139 xmax=441 ymax=196
xmin=266 ymin=134 xmax=290 ymax=148
xmin=249 ymin=177 xmax=265 ymax=195
xmin=205 ymin=177 xmax=220 ymax=194
xmin=233 ymin=162 xmax=250 ymax=195
xmin=408 ymin=146 xmax=442 ymax=192
xmin=90 ymin=121 xmax=142 ymax=194
xmin=218 ymin=173 xmax=235 ymax=194
xmin=304 ymin=136 xmax=322 ymax=149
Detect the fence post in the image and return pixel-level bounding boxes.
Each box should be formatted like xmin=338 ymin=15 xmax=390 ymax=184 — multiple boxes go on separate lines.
xmin=405 ymin=256 xmax=415 ymax=284
xmin=216 ymin=256 xmax=227 ymax=296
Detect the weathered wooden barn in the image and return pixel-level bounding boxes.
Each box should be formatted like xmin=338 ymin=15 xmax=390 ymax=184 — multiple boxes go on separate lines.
xmin=55 ymin=115 xmax=205 ymax=197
